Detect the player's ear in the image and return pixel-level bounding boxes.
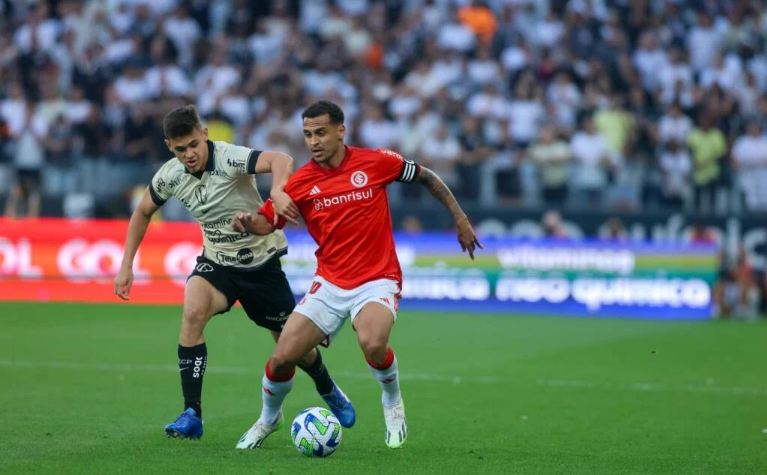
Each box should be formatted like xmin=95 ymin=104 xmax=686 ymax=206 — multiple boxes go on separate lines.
xmin=201 ymin=127 xmax=209 ymax=141
xmin=164 ymin=139 xmax=172 ymax=152
xmin=337 ymin=124 xmax=346 ymax=139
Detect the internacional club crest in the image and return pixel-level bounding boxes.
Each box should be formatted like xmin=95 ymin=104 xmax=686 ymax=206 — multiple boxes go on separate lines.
xmin=351 ymin=171 xmax=368 ymax=188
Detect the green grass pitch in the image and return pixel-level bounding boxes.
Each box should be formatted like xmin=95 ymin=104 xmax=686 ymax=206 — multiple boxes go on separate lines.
xmin=1 ymin=302 xmax=766 ymax=474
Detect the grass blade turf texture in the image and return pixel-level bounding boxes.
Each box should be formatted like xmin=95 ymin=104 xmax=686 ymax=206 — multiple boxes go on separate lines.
xmin=1 ymin=302 xmax=766 ymax=474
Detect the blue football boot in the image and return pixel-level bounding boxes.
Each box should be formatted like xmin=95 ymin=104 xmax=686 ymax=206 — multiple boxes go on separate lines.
xmin=322 ymin=381 xmax=356 ymax=428
xmin=165 ymin=407 xmax=203 ymax=439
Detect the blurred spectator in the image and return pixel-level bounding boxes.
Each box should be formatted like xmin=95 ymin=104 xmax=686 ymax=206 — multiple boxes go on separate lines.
xmin=11 ymin=104 xmax=45 ymax=207
xmin=601 ymin=217 xmax=628 ymax=242
xmin=508 ymin=79 xmax=544 ymax=148
xmin=687 ymin=12 xmax=722 ymax=73
xmin=359 ymin=104 xmax=398 ymax=151
xmin=570 ymin=115 xmax=617 ymax=207
xmin=43 ymin=113 xmax=76 ymax=196
xmin=437 ymin=8 xmax=476 ymax=53
xmin=420 ymin=123 xmax=461 ymax=189
xmin=458 ymin=1 xmax=498 ymax=46
xmin=75 ymin=106 xmax=113 ymax=197
xmin=657 ymin=103 xmax=693 ymax=145
xmin=0 ymin=116 xmax=9 ymax=196
xmin=4 ymin=179 xmax=40 ymax=218
xmin=713 ymin=246 xmax=759 ymax=320
xmin=2 ymin=0 xmax=767 ymax=219
xmin=457 ymin=116 xmax=493 ymax=201
xmin=529 ymin=126 xmax=570 ymax=205
xmin=163 ymin=5 xmax=202 ymax=68
xmin=467 ymin=46 xmax=501 ymax=86
xmin=467 ymin=83 xmax=509 ymax=121
xmin=658 ymin=140 xmax=692 ymax=210
xmin=731 ymin=122 xmax=767 ymax=212
xmin=547 ymin=72 xmax=581 ymax=134
xmin=594 ymin=94 xmax=635 ymax=159
xmin=541 ymin=210 xmax=568 ymax=240
xmin=206 ymin=112 xmax=236 ymax=144
xmin=689 ymin=222 xmax=717 ymax=244
xmin=633 ymin=32 xmax=667 ymax=92
xmin=687 ymin=113 xmax=727 ymax=213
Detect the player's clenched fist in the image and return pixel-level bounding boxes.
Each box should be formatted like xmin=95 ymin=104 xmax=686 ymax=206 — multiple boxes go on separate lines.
xmin=233 ymin=212 xmax=255 ymax=233
xmin=114 ymin=267 xmax=134 ymax=300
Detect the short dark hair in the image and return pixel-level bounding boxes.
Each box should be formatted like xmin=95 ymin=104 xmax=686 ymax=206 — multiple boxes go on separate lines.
xmin=302 ymin=100 xmax=344 ymax=125
xmin=163 ymin=105 xmax=202 ymax=139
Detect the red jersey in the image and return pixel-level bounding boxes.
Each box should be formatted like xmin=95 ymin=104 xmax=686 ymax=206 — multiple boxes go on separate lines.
xmin=259 ymin=146 xmax=420 ymax=289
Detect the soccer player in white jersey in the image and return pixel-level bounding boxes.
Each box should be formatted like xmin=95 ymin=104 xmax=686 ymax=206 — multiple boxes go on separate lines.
xmin=113 ymin=105 xmax=355 ymax=441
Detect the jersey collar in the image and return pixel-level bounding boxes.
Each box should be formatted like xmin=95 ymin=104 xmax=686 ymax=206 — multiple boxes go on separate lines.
xmin=310 ymin=145 xmax=352 ymax=175
xmin=187 ymin=140 xmax=217 ymax=179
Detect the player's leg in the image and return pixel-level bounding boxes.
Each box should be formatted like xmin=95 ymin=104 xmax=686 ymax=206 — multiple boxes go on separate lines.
xmin=351 ymin=282 xmax=406 ymax=449
xmin=238 ymin=257 xmax=355 ymax=427
xmin=235 ymin=311 xmax=328 ymax=449
xmin=166 ymin=261 xmax=233 ymax=439
xmin=235 ymin=257 xmax=341 ymax=400
xmin=237 ymin=258 xmax=356 ymax=427
xmin=269 ymin=330 xmax=356 ymax=428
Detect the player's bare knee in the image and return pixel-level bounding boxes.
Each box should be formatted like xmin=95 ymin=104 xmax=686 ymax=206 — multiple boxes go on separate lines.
xmin=181 ymin=305 xmax=209 ymax=337
xmin=270 ymin=351 xmax=299 ymax=375
xmin=182 ymin=305 xmax=208 ymax=327
xmin=359 ymin=336 xmax=388 ymax=365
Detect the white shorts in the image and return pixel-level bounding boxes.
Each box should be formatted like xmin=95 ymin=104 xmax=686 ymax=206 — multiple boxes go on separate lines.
xmin=295 ymin=276 xmax=400 ymax=347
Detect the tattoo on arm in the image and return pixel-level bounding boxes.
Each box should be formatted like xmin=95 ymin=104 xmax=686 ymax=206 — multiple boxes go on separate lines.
xmin=416 ymin=166 xmax=467 ymax=223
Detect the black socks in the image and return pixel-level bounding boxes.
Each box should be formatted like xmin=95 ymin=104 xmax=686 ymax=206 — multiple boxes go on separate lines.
xmin=298 ymin=348 xmax=334 ymax=396
xmin=178 ymin=343 xmax=207 ymax=417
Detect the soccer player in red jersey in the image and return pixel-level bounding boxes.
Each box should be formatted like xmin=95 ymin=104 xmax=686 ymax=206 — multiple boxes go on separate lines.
xmin=231 ymin=100 xmax=481 ymax=449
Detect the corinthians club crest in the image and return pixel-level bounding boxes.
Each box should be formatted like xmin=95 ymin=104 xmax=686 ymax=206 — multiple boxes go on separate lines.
xmin=195 ymin=185 xmax=208 ymax=205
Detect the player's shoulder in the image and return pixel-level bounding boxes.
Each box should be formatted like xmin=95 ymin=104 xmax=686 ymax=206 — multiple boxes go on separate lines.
xmin=151 ymin=157 xmax=185 ymax=198
xmin=286 ymin=161 xmax=319 ymax=192
xmin=211 ymin=140 xmax=256 ymax=175
xmin=211 ymin=140 xmax=249 ymax=162
xmin=352 ymin=146 xmax=405 ymax=164
xmin=155 ymin=156 xmax=185 ymax=178
xmin=374 ymin=147 xmax=405 ymax=160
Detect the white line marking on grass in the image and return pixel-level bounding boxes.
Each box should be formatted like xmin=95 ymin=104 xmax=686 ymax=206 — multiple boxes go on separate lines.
xmin=1 ymin=359 xmax=765 ymax=397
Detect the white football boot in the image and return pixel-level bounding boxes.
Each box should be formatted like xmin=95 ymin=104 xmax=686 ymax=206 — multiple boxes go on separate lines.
xmin=235 ymin=412 xmax=284 ymax=449
xmin=383 ymin=399 xmax=407 ymax=449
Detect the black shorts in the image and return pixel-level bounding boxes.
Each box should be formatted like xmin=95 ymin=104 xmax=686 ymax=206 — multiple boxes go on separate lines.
xmin=188 ymin=255 xmax=295 ymax=332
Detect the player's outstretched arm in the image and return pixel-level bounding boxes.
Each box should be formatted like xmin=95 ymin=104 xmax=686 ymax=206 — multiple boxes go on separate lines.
xmin=255 ymin=151 xmax=299 ymax=225
xmin=232 ymin=212 xmax=276 ymax=236
xmin=416 ymin=166 xmax=483 ymax=259
xmin=114 ymin=187 xmax=160 ymax=300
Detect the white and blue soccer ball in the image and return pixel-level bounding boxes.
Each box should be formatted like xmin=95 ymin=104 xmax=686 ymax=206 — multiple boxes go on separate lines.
xmin=290 ymin=407 xmax=342 ymax=457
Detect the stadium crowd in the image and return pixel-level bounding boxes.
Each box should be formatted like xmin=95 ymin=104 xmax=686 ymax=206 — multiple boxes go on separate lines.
xmin=1 ymin=0 xmax=767 ymax=219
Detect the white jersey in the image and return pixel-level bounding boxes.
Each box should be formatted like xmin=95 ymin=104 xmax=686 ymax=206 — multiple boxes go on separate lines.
xmin=150 ymin=140 xmax=288 ymax=270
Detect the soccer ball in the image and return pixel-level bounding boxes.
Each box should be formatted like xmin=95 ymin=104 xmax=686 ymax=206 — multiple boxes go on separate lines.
xmin=290 ymin=407 xmax=342 ymax=457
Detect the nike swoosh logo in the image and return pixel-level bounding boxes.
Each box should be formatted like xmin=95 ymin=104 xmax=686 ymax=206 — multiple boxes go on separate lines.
xmin=201 ymin=208 xmax=210 ymax=214
xmin=180 ymin=368 xmax=190 ymax=372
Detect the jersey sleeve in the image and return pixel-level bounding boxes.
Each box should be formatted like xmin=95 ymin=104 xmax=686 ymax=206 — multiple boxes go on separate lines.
xmin=222 ymin=144 xmax=263 ymax=176
xmin=149 ymin=164 xmax=173 ymax=206
xmin=377 ymin=148 xmax=421 ymax=185
xmin=257 ymin=198 xmax=287 ymax=230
